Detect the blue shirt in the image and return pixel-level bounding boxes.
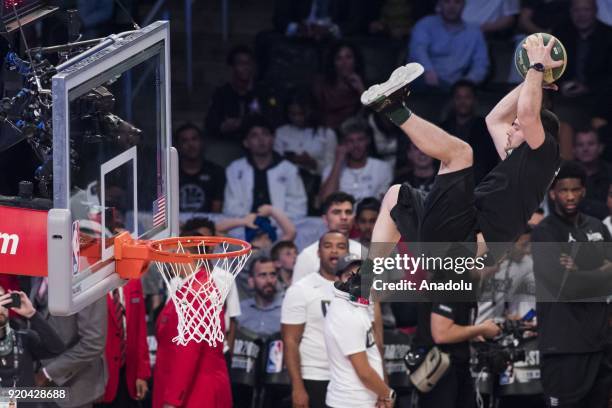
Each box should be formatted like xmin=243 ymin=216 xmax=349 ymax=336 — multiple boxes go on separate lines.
xmin=408 ymin=15 xmax=490 ymax=85
xmin=237 ymin=295 xmax=283 ymax=337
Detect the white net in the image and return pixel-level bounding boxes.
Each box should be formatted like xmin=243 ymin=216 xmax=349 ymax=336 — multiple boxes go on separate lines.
xmin=153 ymin=239 xmax=250 ymax=346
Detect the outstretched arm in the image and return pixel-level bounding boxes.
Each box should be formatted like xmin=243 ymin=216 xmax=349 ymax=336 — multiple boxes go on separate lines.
xmin=485 ymin=84 xmax=522 ymax=159
xmin=517 ymin=34 xmax=564 ymax=150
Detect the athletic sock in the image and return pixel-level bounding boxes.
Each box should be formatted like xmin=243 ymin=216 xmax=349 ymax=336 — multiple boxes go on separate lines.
xmin=385 ymin=100 xmax=412 ymax=127
xmin=369 ymin=90 xmax=413 ymax=127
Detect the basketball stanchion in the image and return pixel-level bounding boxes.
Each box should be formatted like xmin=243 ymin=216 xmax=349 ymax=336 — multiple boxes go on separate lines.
xmin=113 ymin=232 xmax=251 ymax=346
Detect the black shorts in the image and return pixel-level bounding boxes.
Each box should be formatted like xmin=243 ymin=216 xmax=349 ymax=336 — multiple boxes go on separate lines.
xmin=420 ymin=167 xmax=477 ymax=244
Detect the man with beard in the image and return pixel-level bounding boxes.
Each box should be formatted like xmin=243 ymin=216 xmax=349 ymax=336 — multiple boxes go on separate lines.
xmin=319 ymin=117 xmax=393 ymax=203
xmin=237 ymin=256 xmax=283 ymax=336
xmin=282 ymin=231 xmax=349 ymax=408
xmin=532 ymin=161 xmax=612 ymax=407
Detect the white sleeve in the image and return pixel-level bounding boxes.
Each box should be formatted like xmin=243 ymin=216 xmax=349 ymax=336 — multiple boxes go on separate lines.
xmin=285 ymin=164 xmax=308 ymax=218
xmin=222 ymin=164 xmax=244 ymax=216
xmin=293 ymin=247 xmax=318 ymax=283
xmin=274 ymin=129 xmax=286 ymax=154
xmin=225 ymin=281 xmax=241 ymax=318
xmin=281 ymin=285 xmax=307 ymax=325
xmin=330 ymin=312 xmax=367 ymax=356
xmin=320 ymin=128 xmax=337 ymax=174
xmin=503 ymin=0 xmax=520 ymax=16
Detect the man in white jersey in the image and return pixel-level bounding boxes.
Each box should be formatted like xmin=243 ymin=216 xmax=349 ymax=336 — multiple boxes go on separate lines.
xmin=281 ymin=231 xmax=349 ymax=408
xmin=325 ymin=272 xmax=395 ymax=408
xmin=293 ymin=192 xmax=365 ymax=283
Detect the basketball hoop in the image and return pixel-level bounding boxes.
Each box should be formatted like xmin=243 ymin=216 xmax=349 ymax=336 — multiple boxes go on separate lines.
xmin=114 ymin=232 xmax=251 ymax=346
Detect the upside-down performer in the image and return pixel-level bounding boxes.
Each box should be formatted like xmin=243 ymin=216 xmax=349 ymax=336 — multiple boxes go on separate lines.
xmin=359 ymin=34 xmax=563 ymax=407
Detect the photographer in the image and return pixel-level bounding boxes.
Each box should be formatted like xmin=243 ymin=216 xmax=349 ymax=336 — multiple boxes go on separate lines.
xmin=0 ymin=287 xmax=65 ymax=388
xmin=414 ymin=295 xmax=500 ymax=407
xmin=531 ymin=161 xmax=612 ymax=407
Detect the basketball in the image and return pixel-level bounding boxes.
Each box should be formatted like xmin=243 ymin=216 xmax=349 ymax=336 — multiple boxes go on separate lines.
xmin=514 ymin=33 xmax=567 ymax=84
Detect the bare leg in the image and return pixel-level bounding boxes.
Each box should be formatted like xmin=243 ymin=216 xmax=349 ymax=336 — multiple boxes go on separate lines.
xmin=399 ymin=114 xmax=473 ymax=174
xmin=362 ymin=63 xmax=473 ymax=175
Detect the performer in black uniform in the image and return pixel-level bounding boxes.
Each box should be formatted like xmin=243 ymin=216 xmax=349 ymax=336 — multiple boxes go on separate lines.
xmin=360 ymin=34 xmax=564 ymax=408
xmin=361 ymin=34 xmax=562 ymax=260
xmin=531 ymin=161 xmax=612 ymax=408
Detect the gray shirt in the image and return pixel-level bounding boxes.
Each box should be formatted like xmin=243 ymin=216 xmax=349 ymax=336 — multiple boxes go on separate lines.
xmin=237 ymin=295 xmax=283 ymax=337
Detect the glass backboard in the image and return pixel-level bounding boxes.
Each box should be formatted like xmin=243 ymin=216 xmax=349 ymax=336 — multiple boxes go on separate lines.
xmin=47 ymin=21 xmax=178 ymax=315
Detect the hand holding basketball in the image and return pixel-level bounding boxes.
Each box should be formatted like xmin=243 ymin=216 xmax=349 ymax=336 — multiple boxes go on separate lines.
xmin=522 ymin=34 xmax=564 ymax=71
xmin=514 ymin=32 xmax=567 ymax=84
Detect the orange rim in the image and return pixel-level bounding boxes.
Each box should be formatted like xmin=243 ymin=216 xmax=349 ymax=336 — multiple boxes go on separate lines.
xmin=146 ymin=235 xmax=252 ymax=263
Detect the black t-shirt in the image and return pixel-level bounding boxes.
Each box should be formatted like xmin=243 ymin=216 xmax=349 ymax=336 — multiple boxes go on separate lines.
xmin=249 ymin=153 xmax=283 ymax=212
xmin=531 ymin=212 xmax=612 ymax=355
xmin=415 ymin=302 xmax=476 ymax=364
xmin=441 ymin=115 xmax=499 ymax=185
xmin=179 ymin=160 xmax=225 ymax=212
xmin=475 ymin=132 xmax=561 ymax=244
xmin=392 ymin=171 xmax=435 ymax=194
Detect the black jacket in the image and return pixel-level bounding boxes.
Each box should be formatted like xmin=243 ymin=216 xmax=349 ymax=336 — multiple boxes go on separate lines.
xmin=0 ymin=312 xmax=65 ymax=388
xmin=531 ymin=211 xmax=612 ymax=354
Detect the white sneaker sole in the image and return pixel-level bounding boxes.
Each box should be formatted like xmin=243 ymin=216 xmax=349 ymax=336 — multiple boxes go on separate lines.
xmin=360 ymin=62 xmax=425 ymax=106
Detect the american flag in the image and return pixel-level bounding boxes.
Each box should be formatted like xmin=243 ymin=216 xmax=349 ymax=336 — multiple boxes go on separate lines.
xmin=152 ymin=195 xmax=166 ymax=227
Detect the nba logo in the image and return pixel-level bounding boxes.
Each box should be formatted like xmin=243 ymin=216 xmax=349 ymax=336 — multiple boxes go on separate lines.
xmin=71 ymin=221 xmax=81 ymax=276
xmin=266 ymin=340 xmax=283 ymax=373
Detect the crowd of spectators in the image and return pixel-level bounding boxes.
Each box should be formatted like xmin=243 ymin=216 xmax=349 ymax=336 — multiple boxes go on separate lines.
xmin=1 ymin=0 xmax=612 ymax=407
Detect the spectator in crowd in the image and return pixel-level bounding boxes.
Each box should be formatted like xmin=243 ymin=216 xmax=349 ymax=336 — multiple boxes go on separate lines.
xmin=205 ymin=46 xmax=282 ymax=141
xmin=355 ymin=197 xmax=381 ymax=248
xmin=553 ymin=0 xmax=612 ymax=106
xmin=153 ymin=270 xmax=232 ymax=408
xmin=274 ymin=90 xmax=337 ymax=178
xmin=324 ymin=272 xmax=393 ymax=408
xmin=293 ymin=192 xmax=365 ymax=282
xmin=518 ymin=0 xmax=570 ymax=34
xmin=597 ymin=0 xmax=612 ymax=26
xmin=393 ymin=141 xmax=436 ymax=192
xmin=176 ymin=123 xmax=225 ymax=213
xmin=462 ymin=0 xmax=520 ymax=36
xmin=367 ymin=0 xmax=436 ymax=39
xmin=604 ymin=183 xmax=612 ymax=235
xmin=281 ymin=231 xmax=349 ymax=408
xmin=531 ymin=161 xmax=612 ymax=408
xmin=441 ymin=80 xmax=499 ymax=184
xmin=223 ymin=115 xmax=307 ymax=218
xmin=274 ymin=89 xmax=336 ymax=212
xmin=0 ymin=288 xmax=64 ymax=388
xmin=573 ymin=128 xmax=612 ymax=219
xmin=271 ymin=240 xmax=298 ymax=289
xmin=31 ymin=277 xmax=108 ymax=407
xmin=244 ymin=204 xmax=297 ymax=252
xmin=367 ymin=111 xmax=401 ymax=170
xmin=273 ymin=0 xmax=369 ymax=40
xmin=313 ymin=42 xmax=366 ymax=129
xmin=409 ymin=0 xmax=490 ymax=89
xmin=319 ymin=118 xmax=393 ymax=203
xmin=476 ymin=228 xmax=536 ymax=323
xmin=99 ymin=280 xmax=151 ymax=407
xmin=236 ymin=256 xmax=283 ymax=336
